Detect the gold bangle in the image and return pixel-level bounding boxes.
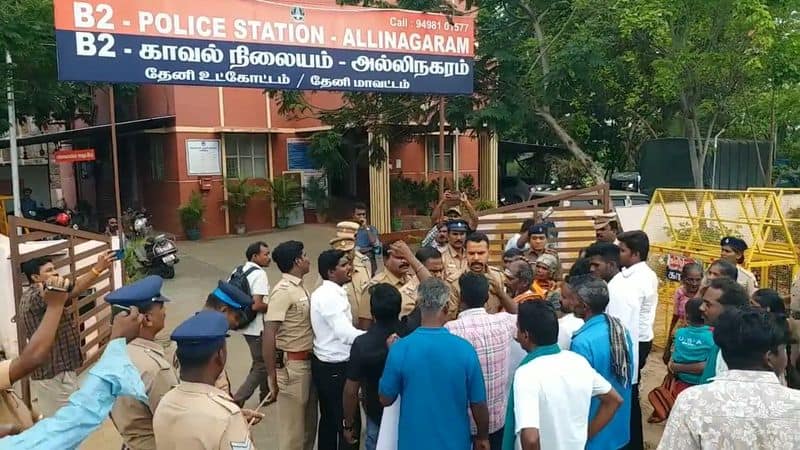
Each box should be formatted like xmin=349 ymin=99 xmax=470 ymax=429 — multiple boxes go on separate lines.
xmin=91 ymin=267 xmax=103 ymax=276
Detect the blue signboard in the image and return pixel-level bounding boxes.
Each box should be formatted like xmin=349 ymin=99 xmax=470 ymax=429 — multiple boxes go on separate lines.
xmin=287 ymin=139 xmax=315 ymax=171
xmin=53 ymin=0 xmax=475 ymax=95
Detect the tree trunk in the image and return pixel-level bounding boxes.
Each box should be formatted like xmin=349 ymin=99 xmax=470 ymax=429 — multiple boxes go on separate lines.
xmin=536 ymin=108 xmax=605 ymax=184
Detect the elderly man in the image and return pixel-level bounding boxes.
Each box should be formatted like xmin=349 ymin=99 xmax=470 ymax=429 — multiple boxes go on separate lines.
xmin=504 ymin=260 xmax=539 ymax=304
xmin=568 ymin=275 xmax=634 ymax=450
xmin=379 ymin=278 xmax=490 ymax=450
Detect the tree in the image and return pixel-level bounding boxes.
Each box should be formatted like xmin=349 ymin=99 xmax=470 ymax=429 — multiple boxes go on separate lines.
xmin=617 ymin=0 xmax=782 ymax=188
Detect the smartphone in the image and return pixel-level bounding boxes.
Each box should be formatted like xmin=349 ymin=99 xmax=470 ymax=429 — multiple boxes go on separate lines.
xmin=114 ymin=249 xmax=125 ymax=260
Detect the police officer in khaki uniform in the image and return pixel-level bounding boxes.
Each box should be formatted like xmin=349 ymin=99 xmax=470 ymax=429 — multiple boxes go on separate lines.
xmin=264 ymin=240 xmax=316 ymax=450
xmin=331 ymin=221 xmax=373 ymax=327
xmin=106 ymin=276 xmax=178 ymax=450
xmin=441 ymin=219 xmax=470 ymax=278
xmin=526 ymin=223 xmax=561 ymax=275
xmin=446 ymin=232 xmax=515 ymax=319
xmin=358 ymin=241 xmax=432 ymax=328
xmin=153 ymin=310 xmax=258 ymax=450
xmin=201 ymin=281 xmax=255 ymax=395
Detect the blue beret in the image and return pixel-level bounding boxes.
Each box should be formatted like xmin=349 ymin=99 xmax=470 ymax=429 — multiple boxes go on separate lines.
xmin=171 ymin=310 xmax=229 ymax=358
xmin=211 ymin=281 xmax=253 ymax=310
xmin=106 ymin=275 xmax=170 ymax=308
xmin=528 ymin=224 xmax=547 ymax=235
xmin=447 ymin=219 xmax=469 ymax=232
xmin=721 ymin=236 xmax=747 ymax=252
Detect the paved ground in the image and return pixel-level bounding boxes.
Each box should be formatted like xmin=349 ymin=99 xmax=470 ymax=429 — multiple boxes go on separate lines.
xmin=81 ymin=224 xmax=335 ymax=449
xmin=79 ymin=223 xmax=666 ymax=449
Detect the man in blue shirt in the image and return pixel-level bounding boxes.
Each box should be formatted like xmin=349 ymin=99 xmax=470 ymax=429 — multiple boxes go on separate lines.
xmin=379 ymin=278 xmax=490 ymax=450
xmin=568 ymin=275 xmax=634 ymax=450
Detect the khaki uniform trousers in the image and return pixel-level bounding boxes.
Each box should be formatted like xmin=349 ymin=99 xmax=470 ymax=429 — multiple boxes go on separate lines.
xmin=277 ymin=358 xmax=317 ymax=450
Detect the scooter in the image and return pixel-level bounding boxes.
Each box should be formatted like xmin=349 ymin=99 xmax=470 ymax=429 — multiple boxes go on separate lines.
xmin=125 ymin=208 xmax=180 ymax=279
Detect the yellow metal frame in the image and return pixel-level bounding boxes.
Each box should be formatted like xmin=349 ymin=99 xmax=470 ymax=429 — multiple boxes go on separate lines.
xmin=0 ymin=195 xmax=11 ymax=235
xmin=642 ymin=188 xmax=800 ymax=348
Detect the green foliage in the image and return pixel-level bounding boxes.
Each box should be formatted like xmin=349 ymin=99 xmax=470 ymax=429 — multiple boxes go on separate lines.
xmin=474 ymin=199 xmax=496 ymax=211
xmin=390 ymin=176 xmax=439 ymax=215
xmin=303 ymin=175 xmax=329 ymax=212
xmin=457 ymin=174 xmax=479 ymax=200
xmin=123 ymin=238 xmax=146 ymax=282
xmin=270 ymin=175 xmax=301 ymax=218
xmin=178 ymin=191 xmax=205 ymax=231
xmin=225 ymin=178 xmax=266 ymax=225
xmin=668 ymin=222 xmax=740 ymax=246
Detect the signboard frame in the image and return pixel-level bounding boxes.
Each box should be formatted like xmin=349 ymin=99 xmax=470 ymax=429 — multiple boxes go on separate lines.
xmin=185 ymin=139 xmax=222 ymax=176
xmin=53 ymin=0 xmax=475 ymax=95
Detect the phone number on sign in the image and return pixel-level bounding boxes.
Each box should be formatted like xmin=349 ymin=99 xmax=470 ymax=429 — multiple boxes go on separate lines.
xmin=414 ymin=19 xmax=469 ymax=32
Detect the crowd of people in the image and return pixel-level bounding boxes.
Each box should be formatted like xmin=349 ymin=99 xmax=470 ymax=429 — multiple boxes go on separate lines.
xmin=2 ymin=197 xmax=800 ymax=450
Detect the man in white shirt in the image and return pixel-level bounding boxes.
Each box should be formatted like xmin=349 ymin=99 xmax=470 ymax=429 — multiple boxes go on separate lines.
xmin=616 ymin=231 xmax=658 ymax=450
xmin=511 ymin=301 xmax=622 ymax=450
xmin=232 ymin=241 xmax=271 ymax=407
xmin=311 ymin=249 xmax=366 ymax=450
xmin=557 ymin=280 xmax=585 ymax=350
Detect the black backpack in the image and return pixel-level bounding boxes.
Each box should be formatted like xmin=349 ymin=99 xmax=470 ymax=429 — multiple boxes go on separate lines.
xmin=227 ymin=265 xmax=261 ymax=328
xmin=228 ymin=265 xmax=260 ymax=297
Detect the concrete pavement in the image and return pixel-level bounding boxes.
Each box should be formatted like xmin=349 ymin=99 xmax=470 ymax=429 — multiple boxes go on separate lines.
xmin=81 ymin=224 xmax=336 ymax=449
xmin=79 ymin=223 xmax=665 ymax=449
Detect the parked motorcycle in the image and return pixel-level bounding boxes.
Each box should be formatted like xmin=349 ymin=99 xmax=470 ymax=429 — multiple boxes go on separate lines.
xmin=25 ymin=207 xmax=80 ymax=232
xmin=125 ymin=208 xmax=180 ymax=279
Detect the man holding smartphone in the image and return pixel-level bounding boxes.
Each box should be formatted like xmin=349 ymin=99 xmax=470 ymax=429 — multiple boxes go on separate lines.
xmin=353 ymin=203 xmax=381 ymax=274
xmin=18 ymin=250 xmax=116 ymax=417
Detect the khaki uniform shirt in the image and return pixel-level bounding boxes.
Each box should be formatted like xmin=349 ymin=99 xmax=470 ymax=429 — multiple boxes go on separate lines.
xmin=265 ymin=273 xmax=313 ymax=352
xmin=446 ymin=267 xmax=507 ymax=319
xmin=0 ymin=359 xmax=35 ymax=432
xmin=215 ymin=369 xmax=232 ymax=395
xmin=153 ymin=381 xmax=253 ymax=450
xmin=360 ymin=270 xmax=417 ymax=320
xmin=737 ymin=265 xmax=758 ymax=297
xmin=345 ymin=253 xmax=373 ymax=326
xmin=441 ymin=245 xmax=468 ymax=279
xmin=111 ymin=338 xmax=179 ymax=450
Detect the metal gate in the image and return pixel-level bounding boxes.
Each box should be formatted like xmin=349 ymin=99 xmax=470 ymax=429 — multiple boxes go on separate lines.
xmin=7 ymin=216 xmax=117 ymax=405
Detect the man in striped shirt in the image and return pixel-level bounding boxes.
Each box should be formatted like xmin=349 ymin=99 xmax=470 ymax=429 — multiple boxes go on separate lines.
xmin=445 ymin=272 xmax=519 ymax=450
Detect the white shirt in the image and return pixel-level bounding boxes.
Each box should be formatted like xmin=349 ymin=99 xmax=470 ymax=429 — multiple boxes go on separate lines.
xmin=557 ymin=314 xmax=584 ymax=351
xmin=505 ymin=233 xmax=530 ymax=252
xmin=513 ymin=351 xmax=612 ymax=450
xmin=233 ymin=261 xmax=270 ymax=336
xmin=310 ymin=280 xmax=365 ymax=363
xmin=619 ymin=261 xmax=659 ymax=342
xmin=606 ymin=272 xmax=641 ymax=384
xmin=658 ymin=370 xmax=800 ymax=450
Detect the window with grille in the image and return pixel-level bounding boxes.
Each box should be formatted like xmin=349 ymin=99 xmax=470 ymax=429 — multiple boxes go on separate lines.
xmin=426 ymin=135 xmax=455 ymax=172
xmin=225 ymin=134 xmax=268 ymax=179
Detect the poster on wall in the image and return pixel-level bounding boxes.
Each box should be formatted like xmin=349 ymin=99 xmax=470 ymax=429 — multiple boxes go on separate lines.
xmin=287 ymin=139 xmax=315 ymax=171
xmin=666 ymin=254 xmax=698 ymax=282
xmin=282 ymin=171 xmax=305 ymax=226
xmin=186 ymin=139 xmax=222 ymax=175
xmin=53 ymin=0 xmax=474 ymax=95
